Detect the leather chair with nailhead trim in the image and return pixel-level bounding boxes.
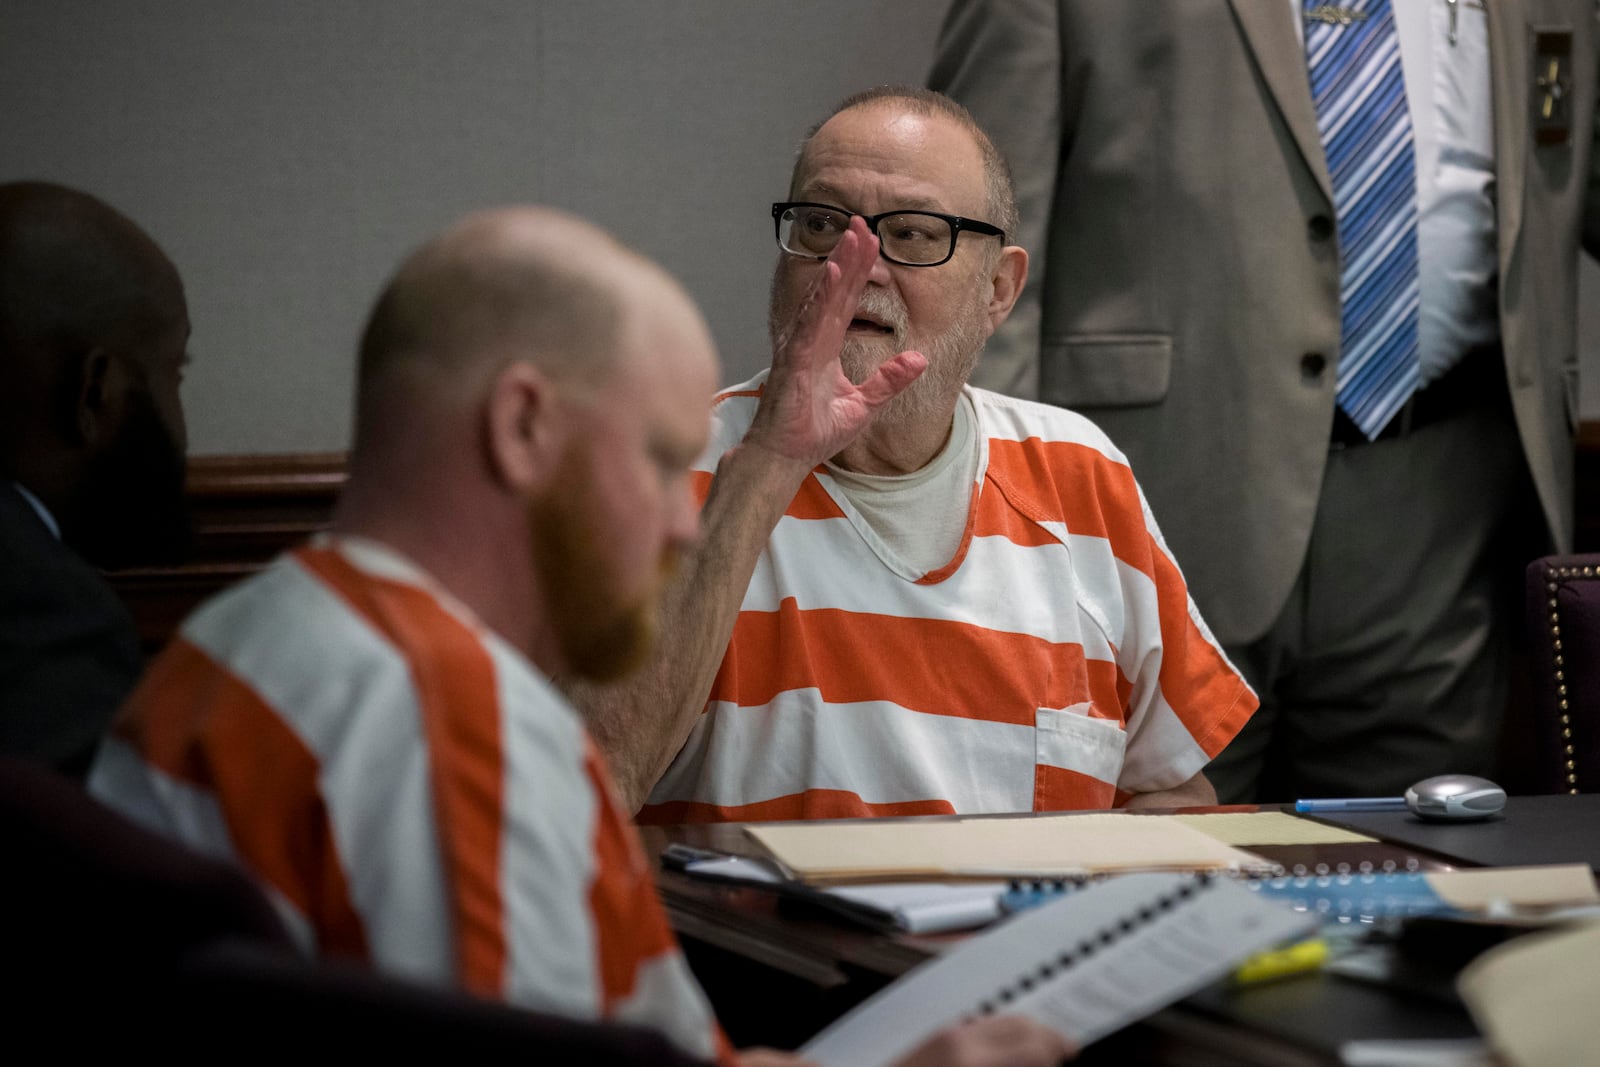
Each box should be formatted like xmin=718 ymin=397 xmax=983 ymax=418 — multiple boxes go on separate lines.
xmin=1524 ymin=555 xmax=1600 ymax=794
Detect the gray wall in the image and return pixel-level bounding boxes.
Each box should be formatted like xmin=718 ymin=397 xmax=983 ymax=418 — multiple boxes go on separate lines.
xmin=2 ymin=2 xmax=943 ymax=454
xmin=4 ymin=3 xmax=1596 ymax=454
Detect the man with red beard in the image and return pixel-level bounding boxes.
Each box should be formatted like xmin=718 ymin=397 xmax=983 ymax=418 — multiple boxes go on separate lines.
xmin=89 ymin=206 xmax=1070 ymax=1067
xmin=576 ymin=88 xmax=1256 ymax=823
xmin=0 ymin=182 xmax=193 ymax=781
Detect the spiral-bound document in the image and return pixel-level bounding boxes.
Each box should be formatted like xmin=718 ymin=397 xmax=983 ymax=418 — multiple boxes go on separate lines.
xmin=801 ymin=872 xmax=1318 ymax=1067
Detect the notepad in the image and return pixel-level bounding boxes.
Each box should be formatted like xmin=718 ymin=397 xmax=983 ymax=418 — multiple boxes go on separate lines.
xmin=800 ymin=872 xmax=1318 ymax=1067
xmin=746 ymin=813 xmax=1273 ymax=883
xmin=820 ymin=882 xmax=1010 ymax=933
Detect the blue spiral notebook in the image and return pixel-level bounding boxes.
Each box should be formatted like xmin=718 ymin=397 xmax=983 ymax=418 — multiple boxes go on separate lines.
xmin=1002 ymin=870 xmax=1463 ymax=922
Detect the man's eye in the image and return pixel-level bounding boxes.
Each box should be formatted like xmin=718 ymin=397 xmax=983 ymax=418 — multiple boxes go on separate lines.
xmin=889 ymin=225 xmax=932 ymax=242
xmin=802 ymin=212 xmax=845 ymax=234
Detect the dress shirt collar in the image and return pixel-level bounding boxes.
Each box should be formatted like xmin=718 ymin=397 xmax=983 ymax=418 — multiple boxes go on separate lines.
xmin=11 ymin=481 xmax=61 ymax=540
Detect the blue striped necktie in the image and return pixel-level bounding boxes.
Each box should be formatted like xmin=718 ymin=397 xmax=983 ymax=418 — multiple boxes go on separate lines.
xmin=1305 ymin=0 xmax=1420 ymax=439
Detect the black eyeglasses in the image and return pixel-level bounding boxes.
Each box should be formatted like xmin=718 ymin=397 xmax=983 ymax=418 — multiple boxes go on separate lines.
xmin=772 ymin=202 xmax=1006 ymax=268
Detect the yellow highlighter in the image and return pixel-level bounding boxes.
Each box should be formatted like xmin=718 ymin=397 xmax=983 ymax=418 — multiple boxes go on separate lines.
xmin=1231 ymin=937 xmax=1330 ymax=986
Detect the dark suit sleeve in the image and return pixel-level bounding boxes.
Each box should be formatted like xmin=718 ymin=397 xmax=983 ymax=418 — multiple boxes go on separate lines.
xmin=0 ymin=491 xmax=142 ymax=779
xmin=929 ymin=0 xmax=1063 ymax=400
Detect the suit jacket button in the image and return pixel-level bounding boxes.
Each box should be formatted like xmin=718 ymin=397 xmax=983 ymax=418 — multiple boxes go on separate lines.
xmin=1301 ymin=352 xmax=1327 ymax=378
xmin=1308 ymin=214 xmax=1334 ymax=241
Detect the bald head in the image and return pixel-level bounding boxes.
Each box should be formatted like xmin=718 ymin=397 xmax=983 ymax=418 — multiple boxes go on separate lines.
xmin=0 ymin=181 xmax=184 ymax=337
xmin=0 ymin=182 xmax=191 ymax=565
xmin=356 ymin=207 xmax=694 ymax=410
xmin=791 ymin=87 xmax=1018 ymax=243
xmin=0 ymin=182 xmax=188 ymax=463
xmin=338 ymin=206 xmax=719 ymax=673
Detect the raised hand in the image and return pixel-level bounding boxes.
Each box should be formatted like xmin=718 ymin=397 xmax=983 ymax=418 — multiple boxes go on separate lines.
xmin=744 ymin=216 xmax=927 ymax=469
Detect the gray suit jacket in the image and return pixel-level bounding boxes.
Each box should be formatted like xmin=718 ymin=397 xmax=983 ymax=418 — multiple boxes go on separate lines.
xmin=932 ymin=0 xmax=1600 ymax=644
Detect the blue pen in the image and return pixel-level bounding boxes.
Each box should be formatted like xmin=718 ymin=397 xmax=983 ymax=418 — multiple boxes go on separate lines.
xmin=1293 ymin=796 xmax=1408 ymax=814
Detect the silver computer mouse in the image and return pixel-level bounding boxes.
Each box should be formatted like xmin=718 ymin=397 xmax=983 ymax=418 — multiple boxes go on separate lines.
xmin=1403 ymin=774 xmax=1507 ymax=822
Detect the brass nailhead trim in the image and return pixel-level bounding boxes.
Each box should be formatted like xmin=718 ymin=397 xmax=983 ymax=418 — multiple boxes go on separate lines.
xmin=1545 ymin=563 xmax=1584 ymax=793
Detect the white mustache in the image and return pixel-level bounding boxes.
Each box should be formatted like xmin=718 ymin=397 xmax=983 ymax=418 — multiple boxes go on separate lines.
xmin=851 ymin=290 xmax=908 ymax=342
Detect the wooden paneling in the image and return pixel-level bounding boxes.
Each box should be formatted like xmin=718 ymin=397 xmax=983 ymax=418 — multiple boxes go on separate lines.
xmin=99 ymin=431 xmax=1600 ymax=655
xmin=105 ymin=453 xmax=347 ymax=653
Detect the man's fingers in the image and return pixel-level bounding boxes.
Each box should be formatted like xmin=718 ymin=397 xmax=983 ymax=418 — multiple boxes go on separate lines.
xmin=783 ymin=219 xmax=878 ymax=359
xmin=780 ymin=261 xmax=844 ymax=360
xmin=956 ymin=1014 xmax=1076 ymax=1065
xmin=830 ymin=215 xmax=879 ymax=290
xmin=894 ymin=1015 xmax=1075 ymax=1067
xmin=856 ymin=350 xmax=928 ymax=409
xmin=735 ymin=1049 xmax=815 ymax=1067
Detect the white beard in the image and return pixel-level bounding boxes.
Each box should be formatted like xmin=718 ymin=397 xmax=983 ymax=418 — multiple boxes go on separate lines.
xmin=771 ymin=273 xmax=989 ymax=431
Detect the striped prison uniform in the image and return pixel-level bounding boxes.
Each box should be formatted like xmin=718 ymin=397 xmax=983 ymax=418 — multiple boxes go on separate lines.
xmin=89 ymin=536 xmax=728 ymax=1064
xmin=641 ymin=374 xmax=1257 ymax=823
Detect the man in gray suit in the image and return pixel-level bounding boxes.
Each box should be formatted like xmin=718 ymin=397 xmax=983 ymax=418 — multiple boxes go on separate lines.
xmin=932 ymin=0 xmax=1600 ymax=800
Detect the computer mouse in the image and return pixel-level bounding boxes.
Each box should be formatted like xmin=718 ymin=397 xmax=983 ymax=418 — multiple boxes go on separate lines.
xmin=1403 ymin=774 xmax=1506 ymax=822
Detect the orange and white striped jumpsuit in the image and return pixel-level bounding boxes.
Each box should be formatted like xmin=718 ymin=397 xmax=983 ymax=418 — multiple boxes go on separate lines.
xmin=90 ymin=536 xmax=729 ymax=1064
xmin=641 ymin=375 xmax=1257 ymax=824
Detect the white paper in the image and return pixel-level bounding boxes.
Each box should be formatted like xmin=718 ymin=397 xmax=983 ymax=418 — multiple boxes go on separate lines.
xmin=801 ymin=873 xmax=1317 ymax=1067
xmin=823 ymin=882 xmax=1008 ymax=933
xmin=682 ymin=855 xmax=785 ymax=884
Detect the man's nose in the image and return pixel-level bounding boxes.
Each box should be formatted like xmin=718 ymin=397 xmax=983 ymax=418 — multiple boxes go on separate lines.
xmin=865 ymin=244 xmax=895 ymax=287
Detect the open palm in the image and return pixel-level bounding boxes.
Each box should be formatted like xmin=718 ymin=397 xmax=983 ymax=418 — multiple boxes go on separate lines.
xmin=746 ymin=218 xmax=926 ymax=468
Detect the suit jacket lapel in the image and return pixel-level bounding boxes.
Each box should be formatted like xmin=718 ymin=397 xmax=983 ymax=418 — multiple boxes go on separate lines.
xmin=1227 ymin=0 xmax=1334 ymax=204
xmin=1487 ymin=0 xmax=1526 ymax=282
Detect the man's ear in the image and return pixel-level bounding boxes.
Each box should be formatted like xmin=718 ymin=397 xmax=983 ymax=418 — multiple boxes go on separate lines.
xmin=71 ymin=348 xmax=125 ymax=448
xmin=484 ymin=360 xmax=566 ymax=493
xmin=984 ymin=245 xmax=1029 ymax=333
